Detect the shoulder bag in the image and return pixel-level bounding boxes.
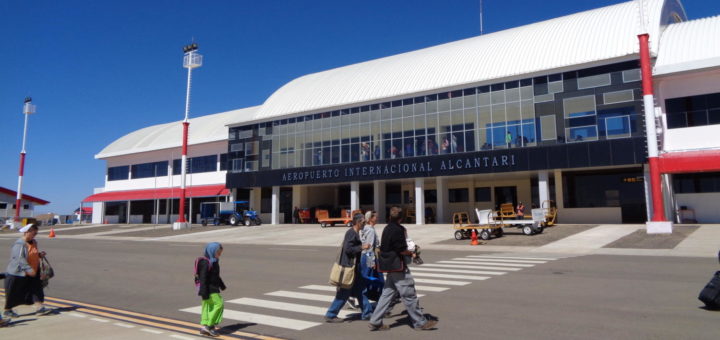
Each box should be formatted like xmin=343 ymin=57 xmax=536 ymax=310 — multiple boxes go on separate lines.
xmin=329 ymin=243 xmax=355 ymax=289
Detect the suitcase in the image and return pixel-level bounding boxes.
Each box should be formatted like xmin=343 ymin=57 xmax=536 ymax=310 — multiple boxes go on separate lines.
xmin=698 ymin=271 xmax=720 ymax=309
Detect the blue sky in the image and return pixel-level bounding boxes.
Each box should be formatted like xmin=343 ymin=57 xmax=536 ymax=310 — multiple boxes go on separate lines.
xmin=1 ymin=0 xmax=718 ymax=215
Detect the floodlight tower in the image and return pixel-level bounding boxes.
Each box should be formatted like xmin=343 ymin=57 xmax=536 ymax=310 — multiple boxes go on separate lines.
xmin=173 ymin=43 xmax=202 ymax=230
xmin=15 ymin=97 xmax=36 ymax=226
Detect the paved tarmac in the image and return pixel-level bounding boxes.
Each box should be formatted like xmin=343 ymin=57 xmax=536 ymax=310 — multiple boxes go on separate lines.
xmin=0 ymin=222 xmax=718 ymax=339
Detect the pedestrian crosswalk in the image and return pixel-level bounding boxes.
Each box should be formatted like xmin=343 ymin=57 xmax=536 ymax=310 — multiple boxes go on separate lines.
xmin=179 ymin=254 xmax=562 ymax=331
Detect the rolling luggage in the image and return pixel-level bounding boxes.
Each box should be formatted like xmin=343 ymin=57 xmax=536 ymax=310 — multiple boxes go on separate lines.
xmin=698 ymin=271 xmax=720 ymax=309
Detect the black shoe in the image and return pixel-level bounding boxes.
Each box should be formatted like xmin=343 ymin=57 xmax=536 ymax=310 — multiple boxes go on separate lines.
xmin=324 ymin=316 xmax=344 ymax=323
xmin=416 ymin=319 xmax=438 ymax=330
xmin=368 ymin=323 xmax=390 ymax=331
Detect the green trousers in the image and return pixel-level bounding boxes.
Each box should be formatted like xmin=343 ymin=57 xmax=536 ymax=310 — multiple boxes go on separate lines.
xmin=201 ymin=293 xmax=224 ymax=326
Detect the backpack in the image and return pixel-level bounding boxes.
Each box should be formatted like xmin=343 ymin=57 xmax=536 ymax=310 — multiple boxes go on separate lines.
xmin=194 ymin=256 xmax=212 ymax=294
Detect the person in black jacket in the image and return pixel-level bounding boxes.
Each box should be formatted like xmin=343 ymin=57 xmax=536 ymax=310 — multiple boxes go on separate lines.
xmin=368 ymin=206 xmax=437 ymax=331
xmin=324 ymin=213 xmax=371 ymax=323
xmin=197 ymin=242 xmax=226 ymax=337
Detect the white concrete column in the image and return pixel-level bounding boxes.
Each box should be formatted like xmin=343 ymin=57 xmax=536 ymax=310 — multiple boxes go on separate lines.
xmin=538 ymin=171 xmax=550 ymax=207
xmin=373 ymin=180 xmax=386 ymax=223
xmin=249 ymin=188 xmax=261 ymax=212
xmin=126 ymin=201 xmax=131 ymax=224
xmin=553 ymin=170 xmax=564 ymax=209
xmin=415 ymin=178 xmax=425 ymax=225
xmin=271 ymin=186 xmax=280 ymax=225
xmin=350 ymin=181 xmax=360 ymax=212
xmin=189 ymin=197 xmax=193 ymax=224
xmin=643 ymin=164 xmax=652 ymax=221
xmin=436 ymin=177 xmax=448 ymax=223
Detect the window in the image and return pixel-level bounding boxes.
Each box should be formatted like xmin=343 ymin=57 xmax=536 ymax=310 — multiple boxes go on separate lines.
xmin=665 ymin=92 xmax=720 ymax=129
xmin=424 ymin=190 xmax=437 ymax=203
xmin=564 ymin=95 xmax=596 ymax=118
xmin=23 ymin=204 xmax=29 ymax=210
xmin=475 ymin=187 xmax=491 ymax=201
xmin=448 ymin=188 xmax=469 ymax=203
xmin=108 ymin=166 xmax=129 ymax=181
xmin=386 ymin=184 xmax=401 ymax=204
xmin=540 ymin=115 xmax=556 ymax=141
xmin=673 ymin=172 xmax=720 ymax=193
xmin=622 ymin=69 xmax=641 ymax=83
xmin=173 ymin=155 xmax=217 ymax=175
xmin=220 ymin=154 xmax=228 ymax=171
xmin=0 ymin=203 xmax=7 ymax=209
xmin=603 ymin=90 xmax=634 ymax=105
xmin=131 ymin=161 xmax=168 ymax=179
xmin=577 ymin=73 xmax=611 ymax=89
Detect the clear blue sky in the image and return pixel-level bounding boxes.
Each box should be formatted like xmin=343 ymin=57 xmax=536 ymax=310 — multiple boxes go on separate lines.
xmin=1 ymin=0 xmax=718 ymax=215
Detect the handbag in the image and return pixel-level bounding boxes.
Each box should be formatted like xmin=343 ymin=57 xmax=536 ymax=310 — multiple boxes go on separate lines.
xmin=329 ymin=244 xmax=355 ymax=289
xmin=39 ymin=256 xmax=55 ymax=288
xmin=377 ymin=250 xmax=404 ymax=273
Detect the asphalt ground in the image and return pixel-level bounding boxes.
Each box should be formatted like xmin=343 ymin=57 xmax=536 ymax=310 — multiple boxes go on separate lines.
xmin=604 ymin=225 xmax=700 ymax=249
xmin=0 ymin=237 xmax=717 ymax=340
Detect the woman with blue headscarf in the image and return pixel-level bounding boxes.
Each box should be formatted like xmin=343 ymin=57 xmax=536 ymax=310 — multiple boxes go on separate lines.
xmin=196 ymin=242 xmax=226 ymax=337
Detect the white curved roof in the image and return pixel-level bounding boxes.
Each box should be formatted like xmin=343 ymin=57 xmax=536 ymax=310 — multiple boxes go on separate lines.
xmin=96 ymin=106 xmax=260 ymax=159
xmin=654 ymin=15 xmax=720 ymax=75
xmin=253 ymin=0 xmax=685 ymax=121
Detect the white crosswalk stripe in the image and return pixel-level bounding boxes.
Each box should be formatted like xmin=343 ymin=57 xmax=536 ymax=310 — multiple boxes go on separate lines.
xmin=411 ymin=267 xmax=506 ymax=275
xmin=180 ymin=306 xmax=320 ymax=331
xmin=266 ymin=290 xmax=334 ymax=302
xmin=413 ymin=285 xmax=449 ymax=292
xmin=467 ymin=255 xmax=559 ymax=261
xmin=422 ymin=263 xmax=522 ymax=271
xmin=226 ymin=297 xmax=353 ymax=318
xmin=300 ymin=284 xmax=426 ymax=296
xmin=413 ymin=278 xmax=471 ymax=286
xmin=452 ymin=258 xmax=547 ymax=264
xmin=411 ymin=272 xmax=491 ymax=280
xmin=446 ymin=259 xmax=535 ymax=267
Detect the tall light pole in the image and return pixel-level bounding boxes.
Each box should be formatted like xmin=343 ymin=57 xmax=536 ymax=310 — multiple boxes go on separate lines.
xmin=15 ymin=97 xmax=36 ymax=227
xmin=173 ymin=43 xmax=202 ymax=230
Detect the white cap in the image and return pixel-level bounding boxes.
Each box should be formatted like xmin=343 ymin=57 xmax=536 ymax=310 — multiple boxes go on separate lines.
xmin=19 ymin=223 xmax=36 ymax=233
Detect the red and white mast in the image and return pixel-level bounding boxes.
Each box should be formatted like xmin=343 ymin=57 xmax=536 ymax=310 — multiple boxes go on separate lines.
xmin=14 ymin=97 xmax=36 ymax=227
xmin=174 ymin=43 xmax=202 ymax=230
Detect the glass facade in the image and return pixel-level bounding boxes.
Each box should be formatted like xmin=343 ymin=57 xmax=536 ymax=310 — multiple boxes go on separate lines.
xmin=108 ymin=165 xmax=129 ymax=181
xmin=228 ymin=61 xmax=643 ymax=173
xmin=172 ymin=155 xmax=218 ymax=175
xmin=131 ymin=161 xmax=168 ymax=179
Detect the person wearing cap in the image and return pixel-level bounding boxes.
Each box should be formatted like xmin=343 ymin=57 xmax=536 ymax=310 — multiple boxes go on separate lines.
xmin=4 ymin=223 xmax=52 ymax=319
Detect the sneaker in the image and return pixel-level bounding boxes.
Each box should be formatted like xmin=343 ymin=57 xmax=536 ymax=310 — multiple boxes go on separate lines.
xmin=416 ymin=319 xmax=438 ymax=330
xmin=324 ymin=316 xmax=344 ymax=323
xmin=200 ymin=326 xmax=218 ymax=337
xmin=368 ymin=323 xmax=390 ymax=331
xmin=3 ymin=310 xmax=19 ymax=318
xmin=35 ymin=307 xmax=53 ymax=316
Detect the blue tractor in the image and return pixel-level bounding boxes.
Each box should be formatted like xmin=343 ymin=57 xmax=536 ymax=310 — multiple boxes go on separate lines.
xmin=200 ymin=201 xmax=261 ymax=226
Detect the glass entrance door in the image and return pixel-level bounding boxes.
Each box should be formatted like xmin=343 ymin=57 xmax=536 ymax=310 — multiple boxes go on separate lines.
xmin=494 ymin=186 xmax=517 ymax=211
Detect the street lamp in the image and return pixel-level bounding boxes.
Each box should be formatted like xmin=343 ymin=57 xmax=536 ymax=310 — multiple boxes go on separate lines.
xmin=14 ymin=97 xmax=36 ymax=228
xmin=173 ymin=43 xmax=202 ymax=230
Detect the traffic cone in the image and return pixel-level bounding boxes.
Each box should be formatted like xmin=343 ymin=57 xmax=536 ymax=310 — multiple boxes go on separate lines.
xmin=48 ymin=228 xmax=56 ymax=238
xmin=470 ymin=229 xmax=479 ymax=246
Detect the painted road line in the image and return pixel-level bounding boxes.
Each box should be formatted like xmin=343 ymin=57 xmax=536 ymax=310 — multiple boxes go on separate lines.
xmin=141 ymin=328 xmax=164 ymax=334
xmin=411 ymin=272 xmax=491 ymax=280
xmin=227 ymin=297 xmax=352 ymax=318
xmin=446 ymin=259 xmax=535 ymax=267
xmin=36 ymin=299 xmax=281 ymax=340
xmin=180 ymin=306 xmax=321 ymax=331
xmin=412 ymin=267 xmax=506 ymax=275
xmin=423 ymin=263 xmax=522 ymax=271
xmin=266 ymin=291 xmax=334 ymax=303
xmin=412 ymin=278 xmax=471 ymax=286
xmin=114 ymin=322 xmax=135 ymax=328
xmin=299 ymin=285 xmax=426 ymax=297
xmin=414 ymin=285 xmax=450 ymax=292
xmin=467 ymin=255 xmax=559 ymax=261
xmin=90 ymin=317 xmax=110 ymax=323
xmin=457 ymin=258 xmax=547 ymax=264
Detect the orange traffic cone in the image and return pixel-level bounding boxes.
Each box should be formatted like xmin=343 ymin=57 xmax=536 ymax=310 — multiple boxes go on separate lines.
xmin=48 ymin=228 xmax=56 ymax=238
xmin=470 ymin=229 xmax=479 ymax=246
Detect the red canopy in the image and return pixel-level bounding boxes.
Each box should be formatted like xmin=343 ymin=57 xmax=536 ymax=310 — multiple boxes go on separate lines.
xmin=82 ymin=185 xmax=229 ymax=202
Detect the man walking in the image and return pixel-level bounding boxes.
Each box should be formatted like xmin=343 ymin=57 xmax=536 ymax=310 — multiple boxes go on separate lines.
xmin=368 ymin=207 xmax=437 ymax=331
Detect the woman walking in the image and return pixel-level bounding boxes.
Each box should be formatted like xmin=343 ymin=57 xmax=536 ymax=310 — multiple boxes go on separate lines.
xmin=196 ymin=242 xmax=226 ymax=337
xmin=4 ymin=223 xmax=52 ymax=319
xmin=325 ymin=213 xmax=371 ymax=322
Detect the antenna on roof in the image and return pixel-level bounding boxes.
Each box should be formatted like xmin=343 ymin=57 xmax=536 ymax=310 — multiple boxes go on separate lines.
xmin=480 ymin=0 xmax=484 ymax=35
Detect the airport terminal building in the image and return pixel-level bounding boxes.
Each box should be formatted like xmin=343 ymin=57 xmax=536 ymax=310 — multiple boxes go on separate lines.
xmin=87 ymin=0 xmax=720 ymax=225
